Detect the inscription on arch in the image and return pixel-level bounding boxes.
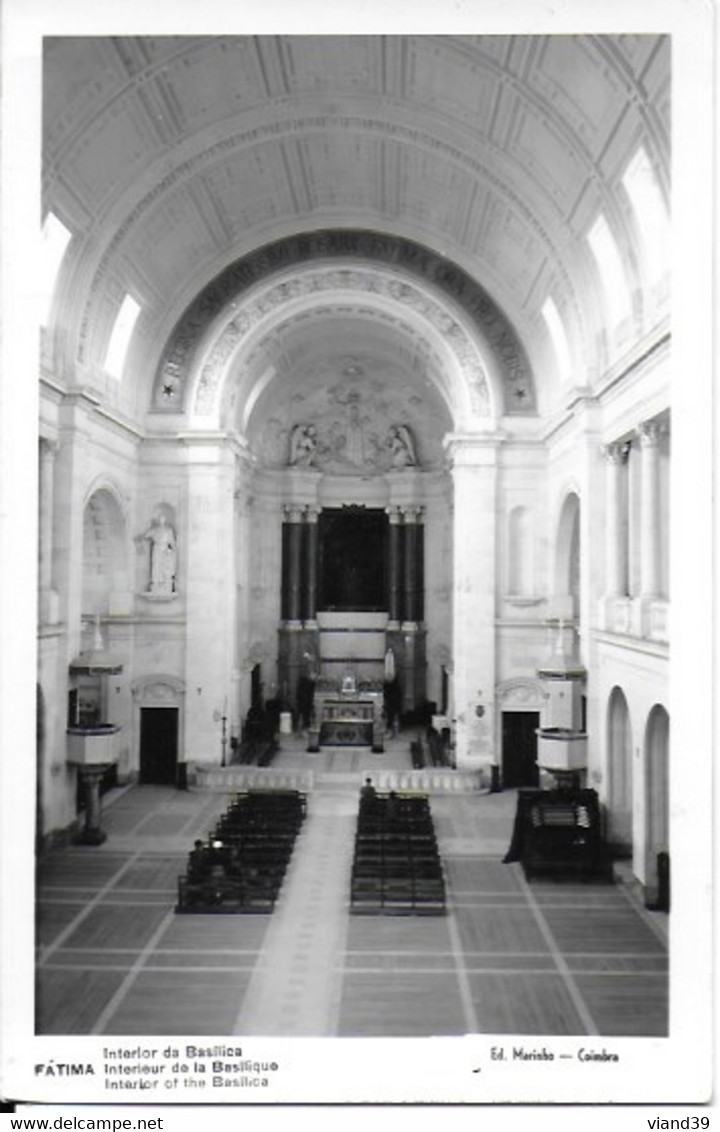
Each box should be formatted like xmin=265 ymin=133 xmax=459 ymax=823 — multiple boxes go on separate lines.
xmin=151 ymin=230 xmax=535 ymax=415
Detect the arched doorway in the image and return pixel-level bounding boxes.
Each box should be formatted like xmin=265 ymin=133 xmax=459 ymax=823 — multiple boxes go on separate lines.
xmin=607 ymin=686 xmax=633 ymax=854
xmin=644 ymin=704 xmax=670 ymax=907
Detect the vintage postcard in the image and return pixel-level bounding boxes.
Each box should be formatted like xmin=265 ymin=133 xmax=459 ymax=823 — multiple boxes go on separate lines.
xmin=0 ymin=0 xmax=715 ymax=1116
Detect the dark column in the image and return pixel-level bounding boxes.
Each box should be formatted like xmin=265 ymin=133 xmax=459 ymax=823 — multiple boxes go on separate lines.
xmin=281 ymin=520 xmax=291 ymax=621
xmin=305 ymin=505 xmax=320 ymax=625
xmin=285 ymin=504 xmax=304 ymax=624
xmin=402 ymin=506 xmax=422 ymax=626
xmin=386 ymin=506 xmax=402 ymax=627
xmin=415 ymin=510 xmax=425 ymax=622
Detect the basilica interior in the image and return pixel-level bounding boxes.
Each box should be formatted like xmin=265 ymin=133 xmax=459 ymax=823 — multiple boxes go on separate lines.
xmin=32 ymin=33 xmax=673 ymax=1041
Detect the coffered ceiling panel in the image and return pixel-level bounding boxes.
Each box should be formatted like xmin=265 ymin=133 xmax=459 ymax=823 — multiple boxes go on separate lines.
xmin=282 ymin=36 xmax=380 ymax=94
xmin=69 ymin=103 xmax=162 ymax=215
xmin=199 ymin=149 xmax=296 ymax=230
xmin=405 ymin=38 xmax=501 ymax=131
xmin=397 ymin=147 xmax=474 ymax=238
xmin=481 ymin=200 xmax=546 ymax=302
xmin=43 ymin=39 xmax=128 ymax=162
xmin=123 ymin=187 xmax=222 ymax=296
xmin=530 ymin=37 xmax=630 ymax=148
xmin=510 ymin=109 xmax=590 ymax=216
xmin=161 ymin=38 xmax=269 ymax=130
xmin=614 ymin=34 xmax=662 ymax=75
xmin=297 ymin=135 xmax=383 ymax=212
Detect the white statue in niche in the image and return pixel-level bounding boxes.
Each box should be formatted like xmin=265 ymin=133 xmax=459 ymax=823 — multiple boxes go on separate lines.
xmin=141 ymin=512 xmax=177 ymax=595
xmin=387 ymin=424 xmax=417 ymax=468
xmin=289 ymin=423 xmax=318 ymax=467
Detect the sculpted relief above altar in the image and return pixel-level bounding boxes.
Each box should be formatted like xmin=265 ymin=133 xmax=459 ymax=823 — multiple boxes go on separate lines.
xmin=288 ymin=407 xmax=417 ymax=474
xmin=255 ymin=368 xmax=447 ymax=474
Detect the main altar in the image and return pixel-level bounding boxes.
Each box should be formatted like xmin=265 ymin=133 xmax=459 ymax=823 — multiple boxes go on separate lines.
xmin=309 ymin=672 xmax=385 ymax=752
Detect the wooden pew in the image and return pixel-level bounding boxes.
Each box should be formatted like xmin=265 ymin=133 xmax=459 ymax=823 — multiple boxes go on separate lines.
xmin=176 ymin=788 xmax=307 ymax=914
xmin=350 ymin=791 xmax=446 ymax=915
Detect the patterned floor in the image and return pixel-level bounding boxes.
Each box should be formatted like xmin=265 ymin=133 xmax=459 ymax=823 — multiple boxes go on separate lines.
xmin=36 ymin=756 xmax=668 ymax=1038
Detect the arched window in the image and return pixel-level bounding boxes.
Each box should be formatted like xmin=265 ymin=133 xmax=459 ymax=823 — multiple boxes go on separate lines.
xmin=622 ymin=146 xmax=670 ymax=289
xmin=587 ymin=213 xmax=633 ymax=329
xmin=41 ymin=211 xmax=72 ymax=325
xmin=104 ymin=294 xmax=141 ymax=379
xmin=541 ymin=297 xmax=572 ymax=384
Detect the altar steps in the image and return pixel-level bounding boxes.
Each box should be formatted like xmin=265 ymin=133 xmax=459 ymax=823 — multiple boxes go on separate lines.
xmin=191 ymin=763 xmax=482 ymax=795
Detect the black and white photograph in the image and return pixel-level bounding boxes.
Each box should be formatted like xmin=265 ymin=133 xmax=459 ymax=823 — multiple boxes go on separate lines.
xmin=0 ymin=0 xmax=715 ymax=1115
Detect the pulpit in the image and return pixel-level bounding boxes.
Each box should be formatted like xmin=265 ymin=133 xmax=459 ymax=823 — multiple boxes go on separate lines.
xmin=66 ymin=724 xmax=120 ymax=844
xmin=67 ymin=635 xmax=123 ymax=845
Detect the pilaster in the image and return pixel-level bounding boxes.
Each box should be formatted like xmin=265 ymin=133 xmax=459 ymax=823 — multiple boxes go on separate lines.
xmin=602 ymin=441 xmax=630 ymax=598
xmin=444 ymin=433 xmax=501 ymax=770
xmin=637 ymin=420 xmax=663 ymax=599
xmin=39 ymin=438 xmax=60 ymax=624
xmin=183 ymin=440 xmax=237 ymax=764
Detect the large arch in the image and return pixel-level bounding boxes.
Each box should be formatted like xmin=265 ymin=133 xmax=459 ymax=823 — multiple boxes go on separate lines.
xmin=166 ymin=255 xmax=536 ymax=441
xmin=151 ymin=230 xmax=535 ymax=420
xmin=606 ymin=685 xmax=634 ymax=853
xmin=644 ymin=703 xmax=670 ymax=905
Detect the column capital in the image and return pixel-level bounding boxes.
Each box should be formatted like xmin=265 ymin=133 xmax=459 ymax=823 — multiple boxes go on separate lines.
xmin=283 ymin=503 xmax=305 ymax=522
xmin=636 ymin=420 xmax=665 ymax=448
xmin=305 ymin=504 xmax=321 ymax=523
xmin=386 ymin=505 xmax=403 ymax=524
xmin=401 ymin=504 xmax=424 ymax=522
xmin=602 ymin=440 xmax=630 ymax=465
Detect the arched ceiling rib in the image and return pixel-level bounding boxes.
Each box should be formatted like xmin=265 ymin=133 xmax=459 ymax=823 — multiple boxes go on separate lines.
xmin=43 ymin=34 xmax=670 ymax=415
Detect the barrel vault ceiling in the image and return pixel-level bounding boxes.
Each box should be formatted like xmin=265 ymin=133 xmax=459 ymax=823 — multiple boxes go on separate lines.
xmin=43 ymin=34 xmax=670 ymax=431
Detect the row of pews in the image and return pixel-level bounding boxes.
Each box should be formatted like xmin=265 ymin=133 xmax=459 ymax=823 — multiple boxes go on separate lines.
xmin=176 ymin=789 xmax=306 ymax=913
xmin=350 ymin=789 xmax=446 ymax=915
xmin=410 ymin=728 xmax=454 ymax=770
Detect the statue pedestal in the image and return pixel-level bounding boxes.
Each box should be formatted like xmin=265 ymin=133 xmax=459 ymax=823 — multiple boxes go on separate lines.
xmin=73 ymin=764 xmax=113 ymax=845
xmin=67 ymin=726 xmax=120 ymax=846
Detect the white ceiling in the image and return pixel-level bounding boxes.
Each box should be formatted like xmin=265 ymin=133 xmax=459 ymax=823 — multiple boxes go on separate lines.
xmin=43 ymin=34 xmax=670 ymax=431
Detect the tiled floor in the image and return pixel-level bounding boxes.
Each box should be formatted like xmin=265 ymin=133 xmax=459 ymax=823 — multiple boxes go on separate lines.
xmin=36 ymin=746 xmax=668 ymax=1037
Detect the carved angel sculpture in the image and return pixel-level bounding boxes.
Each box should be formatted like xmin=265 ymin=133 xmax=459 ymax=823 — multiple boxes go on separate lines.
xmin=387 ymin=424 xmax=417 ymax=468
